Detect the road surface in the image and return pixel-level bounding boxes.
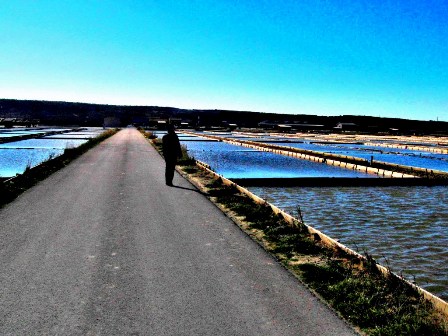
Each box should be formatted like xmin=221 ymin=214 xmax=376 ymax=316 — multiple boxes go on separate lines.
xmin=0 ymin=128 xmax=357 ymax=335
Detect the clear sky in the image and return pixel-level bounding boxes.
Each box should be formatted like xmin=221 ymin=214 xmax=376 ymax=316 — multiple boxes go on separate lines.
xmin=1 ymin=1 xmax=447 ymax=121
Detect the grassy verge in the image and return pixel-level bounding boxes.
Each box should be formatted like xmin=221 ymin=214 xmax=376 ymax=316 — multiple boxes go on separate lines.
xmin=0 ymin=129 xmax=118 ymax=207
xmin=175 ymin=162 xmax=448 ymax=336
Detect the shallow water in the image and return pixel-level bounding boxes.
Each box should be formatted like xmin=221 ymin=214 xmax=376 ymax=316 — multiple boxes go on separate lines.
xmin=270 ymin=142 xmax=448 ymax=172
xmin=0 ymin=148 xmax=65 ymax=177
xmin=0 ymin=139 xmax=87 ymax=177
xmin=182 ymin=140 xmax=377 ymax=179
xmin=0 ymin=128 xmax=102 ymax=177
xmin=0 ymin=138 xmax=88 ymax=149
xmin=43 ymin=134 xmax=98 ymax=139
xmin=188 ymin=132 xmax=448 ymax=172
xmin=0 ymin=131 xmax=46 ymax=138
xmin=248 ymin=185 xmax=448 ymax=300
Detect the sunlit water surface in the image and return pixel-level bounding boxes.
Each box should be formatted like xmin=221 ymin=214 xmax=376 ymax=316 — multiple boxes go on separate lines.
xmin=282 ymin=142 xmax=448 ymax=172
xmin=0 ymin=128 xmax=104 ymax=177
xmin=184 ymin=132 xmax=448 ymax=172
xmin=182 ymin=140 xmax=377 ymax=179
xmin=248 ymin=185 xmax=448 ymax=300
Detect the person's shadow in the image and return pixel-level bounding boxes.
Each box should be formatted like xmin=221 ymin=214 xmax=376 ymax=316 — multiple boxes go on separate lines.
xmin=171 ymin=184 xmax=207 ymax=195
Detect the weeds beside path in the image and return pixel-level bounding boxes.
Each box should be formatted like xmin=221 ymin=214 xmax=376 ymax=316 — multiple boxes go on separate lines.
xmin=171 ymin=159 xmax=448 ymax=336
xmin=142 ymin=130 xmax=448 ymax=335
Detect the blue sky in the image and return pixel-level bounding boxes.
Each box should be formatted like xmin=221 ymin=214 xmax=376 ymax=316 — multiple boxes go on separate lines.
xmin=1 ymin=1 xmax=447 ymax=121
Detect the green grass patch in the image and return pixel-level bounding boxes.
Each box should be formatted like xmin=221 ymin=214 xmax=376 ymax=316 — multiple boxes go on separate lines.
xmin=298 ymin=261 xmax=447 ymax=335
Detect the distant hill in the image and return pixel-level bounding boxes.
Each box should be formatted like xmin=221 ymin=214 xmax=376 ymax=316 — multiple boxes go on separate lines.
xmin=0 ymin=98 xmax=447 ymax=135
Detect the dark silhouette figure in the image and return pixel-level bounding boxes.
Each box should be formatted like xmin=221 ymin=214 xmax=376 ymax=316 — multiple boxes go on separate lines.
xmin=162 ymin=125 xmax=182 ymax=186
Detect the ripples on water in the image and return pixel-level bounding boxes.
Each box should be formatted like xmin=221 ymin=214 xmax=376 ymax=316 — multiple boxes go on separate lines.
xmin=182 ymin=132 xmax=448 ymax=172
xmin=183 ymin=141 xmax=376 ymax=179
xmin=179 ymin=133 xmax=448 ymax=299
xmin=284 ymin=142 xmax=448 ymax=172
xmin=248 ymin=186 xmax=448 ymax=300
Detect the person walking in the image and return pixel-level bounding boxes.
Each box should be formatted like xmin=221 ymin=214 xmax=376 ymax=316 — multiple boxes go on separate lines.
xmin=162 ymin=124 xmax=182 ymax=186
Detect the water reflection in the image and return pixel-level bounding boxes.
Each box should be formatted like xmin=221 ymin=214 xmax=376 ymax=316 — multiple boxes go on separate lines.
xmin=0 ymin=131 xmax=46 ymax=138
xmin=190 ymin=131 xmax=448 ymax=172
xmin=0 ymin=148 xmax=65 ymax=177
xmin=291 ymin=142 xmax=448 ymax=172
xmin=0 ymin=127 xmax=104 ymax=177
xmin=182 ymin=140 xmax=377 ymax=179
xmin=0 ymin=139 xmax=87 ymax=149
